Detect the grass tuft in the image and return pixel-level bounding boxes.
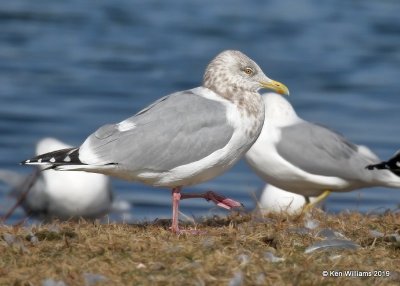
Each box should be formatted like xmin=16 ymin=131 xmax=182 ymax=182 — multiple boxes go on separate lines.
xmin=0 ymin=210 xmax=399 ymax=285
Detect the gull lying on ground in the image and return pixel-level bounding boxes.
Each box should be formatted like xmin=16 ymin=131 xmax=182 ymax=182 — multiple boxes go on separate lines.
xmin=22 ymin=50 xmax=289 ymax=233
xmin=259 ymin=184 xmax=320 ymax=214
xmin=1 ymin=137 xmax=114 ymax=220
xmin=245 ymin=92 xmax=400 ymax=209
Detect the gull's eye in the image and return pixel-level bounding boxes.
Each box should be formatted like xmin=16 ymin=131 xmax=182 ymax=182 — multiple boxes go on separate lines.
xmin=244 ymin=67 xmax=254 ymax=75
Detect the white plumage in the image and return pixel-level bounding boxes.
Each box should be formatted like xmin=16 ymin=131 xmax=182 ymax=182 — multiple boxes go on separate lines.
xmin=246 ymin=93 xmax=400 ymax=204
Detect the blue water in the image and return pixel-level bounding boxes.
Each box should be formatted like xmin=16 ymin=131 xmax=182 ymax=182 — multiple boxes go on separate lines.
xmin=1 ymin=0 xmax=400 ymax=223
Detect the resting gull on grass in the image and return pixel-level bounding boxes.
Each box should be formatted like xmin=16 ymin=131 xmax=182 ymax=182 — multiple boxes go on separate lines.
xmin=245 ymin=92 xmax=400 ymax=210
xmin=22 ymin=50 xmax=289 ymax=233
xmin=259 ymin=184 xmax=319 ymax=214
xmin=1 ymin=137 xmax=114 ymax=221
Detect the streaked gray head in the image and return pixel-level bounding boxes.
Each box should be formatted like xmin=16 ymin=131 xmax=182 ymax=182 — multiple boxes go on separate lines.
xmin=203 ymin=50 xmax=289 ymax=98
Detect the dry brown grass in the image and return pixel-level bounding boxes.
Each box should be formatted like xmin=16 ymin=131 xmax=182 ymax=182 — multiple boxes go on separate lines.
xmin=1 ymin=210 xmax=399 ymax=286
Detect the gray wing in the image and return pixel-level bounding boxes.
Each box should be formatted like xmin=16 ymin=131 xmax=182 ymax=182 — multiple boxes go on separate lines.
xmin=80 ymin=90 xmax=234 ymax=171
xmin=276 ymin=122 xmax=379 ymax=180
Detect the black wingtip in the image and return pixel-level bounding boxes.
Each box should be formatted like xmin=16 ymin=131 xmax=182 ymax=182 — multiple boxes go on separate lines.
xmin=20 ymin=159 xmax=30 ymax=165
xmin=366 ymin=156 xmax=400 ymax=177
xmin=365 ymin=164 xmax=377 ymax=170
xmin=366 ymin=161 xmax=389 ymax=170
xmin=20 ymin=147 xmax=82 ymax=167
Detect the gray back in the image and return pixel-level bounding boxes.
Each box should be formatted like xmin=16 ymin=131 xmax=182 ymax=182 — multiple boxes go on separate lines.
xmin=276 ymin=122 xmax=379 ymax=181
xmin=83 ymin=90 xmax=234 ymax=172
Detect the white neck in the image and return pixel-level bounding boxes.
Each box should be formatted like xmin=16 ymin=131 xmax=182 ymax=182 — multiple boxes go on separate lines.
xmin=262 ymin=93 xmax=301 ymax=126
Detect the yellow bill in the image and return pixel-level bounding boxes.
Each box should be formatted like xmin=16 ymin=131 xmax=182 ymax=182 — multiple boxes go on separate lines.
xmin=260 ymin=79 xmax=290 ymax=96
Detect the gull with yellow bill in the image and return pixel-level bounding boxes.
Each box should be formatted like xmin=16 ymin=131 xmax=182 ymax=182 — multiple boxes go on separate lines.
xmin=22 ymin=50 xmax=289 ymax=233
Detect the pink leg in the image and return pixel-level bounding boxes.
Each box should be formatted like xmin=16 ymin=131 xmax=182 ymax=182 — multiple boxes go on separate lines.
xmin=180 ymin=191 xmax=243 ymax=210
xmin=169 ymin=188 xmax=242 ymax=234
xmin=170 ymin=187 xmax=181 ymax=233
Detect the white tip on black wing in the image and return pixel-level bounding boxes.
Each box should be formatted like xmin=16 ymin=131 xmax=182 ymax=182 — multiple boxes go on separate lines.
xmin=21 ymin=147 xmax=85 ymax=168
xmin=366 ymin=151 xmax=400 ymax=177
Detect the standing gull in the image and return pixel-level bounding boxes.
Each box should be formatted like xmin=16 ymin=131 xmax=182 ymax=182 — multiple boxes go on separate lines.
xmin=245 ymin=92 xmax=400 ymax=209
xmin=22 ymin=50 xmax=289 ymax=233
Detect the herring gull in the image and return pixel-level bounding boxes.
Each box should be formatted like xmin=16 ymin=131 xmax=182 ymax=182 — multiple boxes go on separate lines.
xmin=22 ymin=50 xmax=289 ymax=233
xmin=245 ymin=92 xmax=400 ymax=209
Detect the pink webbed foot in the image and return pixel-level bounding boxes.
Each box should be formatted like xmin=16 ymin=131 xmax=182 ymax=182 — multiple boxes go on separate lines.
xmin=202 ymin=191 xmax=243 ymax=209
xmin=181 ymin=191 xmax=243 ymax=210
